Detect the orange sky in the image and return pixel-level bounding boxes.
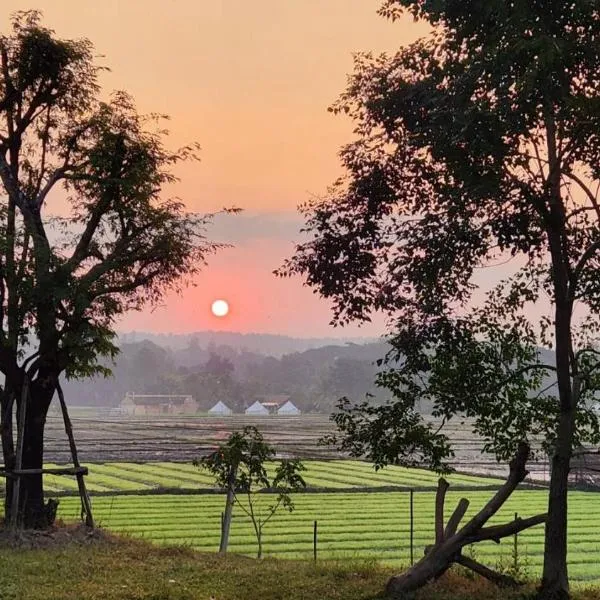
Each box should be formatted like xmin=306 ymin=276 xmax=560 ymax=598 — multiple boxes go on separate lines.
xmin=1 ymin=2 xmax=429 ymax=338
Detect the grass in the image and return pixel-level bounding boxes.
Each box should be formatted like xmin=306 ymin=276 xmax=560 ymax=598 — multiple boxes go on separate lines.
xmin=53 ymin=490 xmax=600 ymax=584
xmin=1 ymin=533 xmax=598 ymax=600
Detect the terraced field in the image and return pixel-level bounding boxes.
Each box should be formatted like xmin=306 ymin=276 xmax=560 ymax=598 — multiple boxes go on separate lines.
xmin=55 ymin=489 xmax=600 ymax=585
xmin=40 ymin=460 xmax=504 ymax=493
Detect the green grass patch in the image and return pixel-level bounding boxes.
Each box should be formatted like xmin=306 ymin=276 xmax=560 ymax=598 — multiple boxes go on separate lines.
xmin=1 ymin=533 xmax=599 ymax=600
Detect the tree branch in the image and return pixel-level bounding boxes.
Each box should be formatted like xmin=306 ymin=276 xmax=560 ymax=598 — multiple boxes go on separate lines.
xmin=458 ymin=442 xmax=529 ymax=539
xmin=444 ymin=498 xmax=469 ymax=539
xmin=463 ymin=513 xmax=546 ymax=545
xmin=435 ymin=478 xmax=449 ymax=544
xmin=563 ymin=171 xmax=600 ymax=223
xmin=570 ymin=240 xmax=600 ymax=300
xmin=455 ymin=554 xmax=520 ymax=588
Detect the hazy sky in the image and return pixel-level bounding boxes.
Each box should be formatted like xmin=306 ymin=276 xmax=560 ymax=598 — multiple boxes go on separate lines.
xmin=1 ymin=2 xmax=430 ymax=338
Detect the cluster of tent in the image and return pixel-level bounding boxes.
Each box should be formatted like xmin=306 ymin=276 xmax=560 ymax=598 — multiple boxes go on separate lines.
xmin=207 ymin=399 xmax=301 ymax=416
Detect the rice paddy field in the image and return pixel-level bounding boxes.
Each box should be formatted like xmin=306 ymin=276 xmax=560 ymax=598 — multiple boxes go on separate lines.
xmin=21 ymin=414 xmax=600 ymax=588
xmin=40 ymin=460 xmax=504 ymax=493
xmin=54 ymin=487 xmax=600 ymax=586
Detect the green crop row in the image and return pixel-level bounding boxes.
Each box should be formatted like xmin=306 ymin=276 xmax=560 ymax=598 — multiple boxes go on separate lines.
xmin=41 ymin=460 xmax=505 ymax=493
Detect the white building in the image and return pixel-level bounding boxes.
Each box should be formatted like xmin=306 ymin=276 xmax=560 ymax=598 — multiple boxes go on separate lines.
xmin=277 ymin=400 xmax=301 ymax=416
xmin=245 ymin=400 xmax=269 ymax=415
xmin=208 ymin=401 xmax=233 ymax=416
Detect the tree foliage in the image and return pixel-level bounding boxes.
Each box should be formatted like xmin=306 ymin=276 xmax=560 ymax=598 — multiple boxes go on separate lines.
xmin=281 ymin=1 xmax=600 ymax=596
xmin=195 ymin=426 xmax=306 ymax=558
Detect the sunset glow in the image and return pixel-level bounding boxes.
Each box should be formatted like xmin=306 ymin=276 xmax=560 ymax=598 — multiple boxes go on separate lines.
xmin=0 ymin=1 xmax=428 ymax=338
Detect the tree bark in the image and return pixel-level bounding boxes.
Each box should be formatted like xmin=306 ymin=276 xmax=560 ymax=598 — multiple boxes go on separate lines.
xmin=219 ymin=465 xmax=237 ymax=553
xmin=539 ymin=409 xmax=574 ymax=600
xmin=257 ymin=531 xmax=263 ymax=559
xmin=14 ymin=379 xmax=55 ymax=529
xmin=540 ymin=110 xmax=574 ymax=600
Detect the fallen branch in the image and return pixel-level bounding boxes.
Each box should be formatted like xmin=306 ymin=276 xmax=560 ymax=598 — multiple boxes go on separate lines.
xmin=386 ymin=442 xmax=546 ymax=598
xmin=455 ymin=554 xmax=520 ymax=588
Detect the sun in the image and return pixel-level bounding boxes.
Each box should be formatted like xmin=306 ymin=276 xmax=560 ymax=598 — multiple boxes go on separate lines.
xmin=211 ymin=299 xmax=229 ymax=317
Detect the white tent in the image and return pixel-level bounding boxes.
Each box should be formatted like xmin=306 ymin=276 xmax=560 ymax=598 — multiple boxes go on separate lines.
xmin=245 ymin=400 xmax=269 ymax=415
xmin=277 ymin=400 xmax=301 ymax=415
xmin=208 ymin=401 xmax=232 ymax=416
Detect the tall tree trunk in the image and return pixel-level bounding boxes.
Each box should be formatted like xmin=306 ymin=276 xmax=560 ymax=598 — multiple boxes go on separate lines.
xmin=540 ymin=222 xmax=574 ymax=600
xmin=540 ymin=409 xmax=574 ymax=600
xmin=540 ymin=110 xmax=574 ymax=599
xmin=15 ymin=380 xmax=55 ymax=529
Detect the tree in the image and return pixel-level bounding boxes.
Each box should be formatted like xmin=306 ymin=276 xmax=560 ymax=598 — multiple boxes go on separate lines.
xmin=0 ymin=12 xmax=227 ymax=527
xmin=195 ymin=426 xmax=306 ymax=558
xmin=281 ymin=2 xmax=600 ymax=597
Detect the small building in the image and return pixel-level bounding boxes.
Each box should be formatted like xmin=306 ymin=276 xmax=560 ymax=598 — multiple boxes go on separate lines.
xmin=208 ymin=401 xmax=233 ymax=416
xmin=245 ymin=400 xmax=269 ymax=416
xmin=120 ymin=393 xmax=198 ymax=416
xmin=277 ymin=400 xmax=301 ymax=416
xmin=258 ymin=394 xmax=291 ymax=414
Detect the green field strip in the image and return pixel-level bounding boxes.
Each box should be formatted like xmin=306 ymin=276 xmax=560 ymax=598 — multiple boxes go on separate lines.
xmin=332 ymin=460 xmax=504 ymax=486
xmin=70 ymin=459 xmax=509 ymax=493
xmin=103 ymin=461 xmax=216 ymax=484
xmin=87 ymin=464 xmax=171 ymax=490
xmin=44 ymin=474 xmax=110 ymax=493
xmin=305 ymin=462 xmax=448 ymax=487
xmin=100 ymin=462 xmax=216 ymax=488
xmin=312 ymin=462 xmax=447 ymax=486
xmin=300 ymin=466 xmax=406 ymax=488
xmin=109 ymin=462 xmax=218 ymax=486
xmin=151 ymin=459 xmax=499 ymax=489
xmin=85 ymin=465 xmax=154 ymax=491
xmin=152 ymin=462 xmax=217 ymax=480
xmin=43 ymin=463 xmax=114 ymax=493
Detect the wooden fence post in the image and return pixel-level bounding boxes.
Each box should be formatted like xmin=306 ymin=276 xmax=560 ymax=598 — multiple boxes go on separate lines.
xmin=513 ymin=511 xmax=518 ymax=572
xmin=410 ymin=489 xmax=414 ymax=566
xmin=313 ymin=520 xmax=318 ymax=562
xmin=10 ymin=377 xmax=29 ymax=529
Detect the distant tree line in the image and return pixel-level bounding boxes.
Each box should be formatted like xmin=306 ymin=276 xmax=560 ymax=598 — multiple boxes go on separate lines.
xmin=61 ymin=338 xmax=392 ymax=413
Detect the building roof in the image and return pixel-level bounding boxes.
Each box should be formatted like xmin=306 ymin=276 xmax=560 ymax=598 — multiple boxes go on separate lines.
xmin=277 ymin=400 xmax=300 ymax=413
xmin=257 ymin=394 xmax=290 ymax=408
xmin=122 ymin=394 xmax=195 ymax=406
xmin=245 ymin=400 xmax=269 ymax=414
xmin=209 ymin=401 xmax=232 ymax=413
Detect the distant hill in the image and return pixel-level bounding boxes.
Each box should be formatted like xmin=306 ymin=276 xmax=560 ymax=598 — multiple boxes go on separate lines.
xmin=117 ymin=330 xmax=380 ymax=358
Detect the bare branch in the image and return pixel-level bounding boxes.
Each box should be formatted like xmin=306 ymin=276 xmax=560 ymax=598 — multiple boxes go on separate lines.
xmin=463 ymin=513 xmax=547 ymax=545
xmin=444 ymin=498 xmax=469 ymax=539
xmin=455 ymin=554 xmax=520 ymax=588
xmin=563 ymin=171 xmax=600 ymax=223
xmin=435 ymin=478 xmax=449 ymax=544
xmin=570 ymin=240 xmax=600 ymax=300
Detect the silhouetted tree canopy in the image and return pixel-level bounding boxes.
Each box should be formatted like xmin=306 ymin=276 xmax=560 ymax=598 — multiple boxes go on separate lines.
xmin=0 ymin=11 xmax=226 ymax=527
xmin=282 ymin=2 xmax=600 ymax=597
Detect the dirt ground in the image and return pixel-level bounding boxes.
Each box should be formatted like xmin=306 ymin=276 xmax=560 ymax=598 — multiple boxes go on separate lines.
xmin=0 ymin=522 xmax=111 ymax=550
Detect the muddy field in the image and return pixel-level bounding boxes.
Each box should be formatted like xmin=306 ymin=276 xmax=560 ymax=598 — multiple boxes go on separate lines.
xmin=43 ymin=412 xmax=559 ymax=483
